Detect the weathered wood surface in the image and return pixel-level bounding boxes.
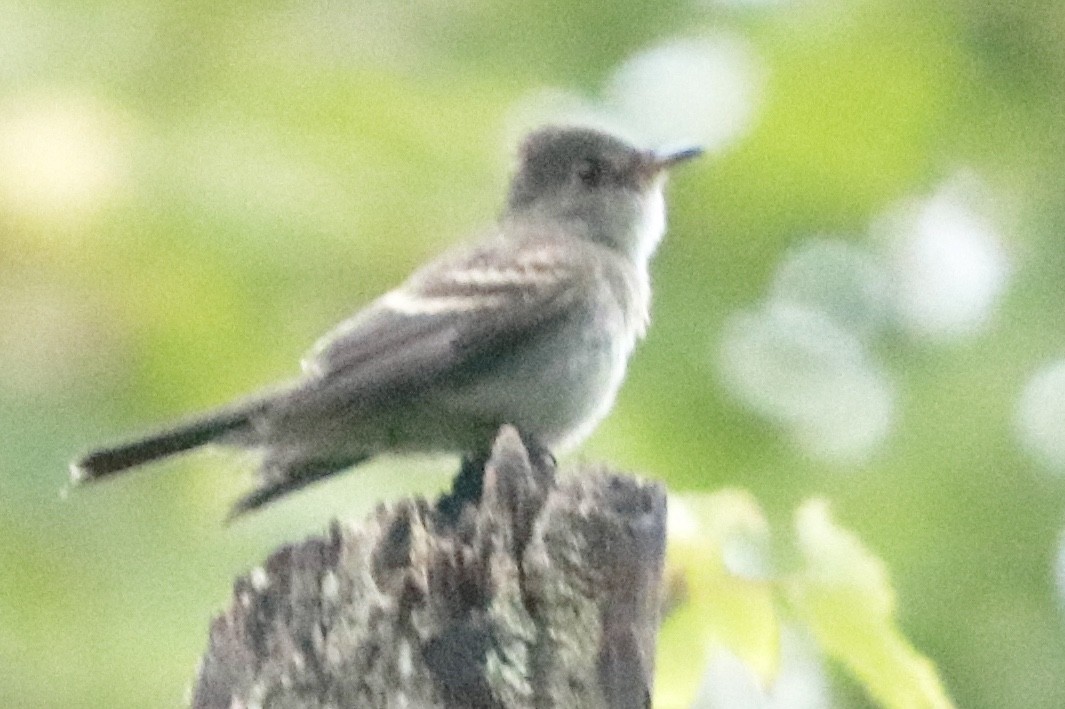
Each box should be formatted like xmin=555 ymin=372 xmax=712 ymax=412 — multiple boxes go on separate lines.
xmin=191 ymin=426 xmax=667 ymax=709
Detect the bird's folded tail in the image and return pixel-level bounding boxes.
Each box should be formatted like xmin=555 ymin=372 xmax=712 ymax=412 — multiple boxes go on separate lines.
xmin=70 ymin=407 xmax=255 ymax=483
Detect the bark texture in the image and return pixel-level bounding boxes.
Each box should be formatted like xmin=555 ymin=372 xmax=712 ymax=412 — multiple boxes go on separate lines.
xmin=191 ymin=425 xmax=667 ymax=709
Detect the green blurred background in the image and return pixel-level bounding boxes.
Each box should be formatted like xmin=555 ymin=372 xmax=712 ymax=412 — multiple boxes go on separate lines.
xmin=3 ymin=0 xmax=1065 ymax=706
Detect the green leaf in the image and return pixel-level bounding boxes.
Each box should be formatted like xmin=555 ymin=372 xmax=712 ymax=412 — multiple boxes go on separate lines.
xmin=655 ymin=490 xmax=780 ymax=708
xmin=657 ymin=494 xmax=954 ymax=708
xmin=784 ymin=499 xmax=955 ymax=709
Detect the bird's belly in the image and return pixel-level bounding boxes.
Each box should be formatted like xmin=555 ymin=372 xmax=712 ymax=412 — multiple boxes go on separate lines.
xmin=435 ymin=312 xmax=633 ymax=451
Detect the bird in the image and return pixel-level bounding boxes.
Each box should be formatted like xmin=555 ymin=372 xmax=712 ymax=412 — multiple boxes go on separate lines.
xmin=70 ymin=125 xmax=702 ymax=517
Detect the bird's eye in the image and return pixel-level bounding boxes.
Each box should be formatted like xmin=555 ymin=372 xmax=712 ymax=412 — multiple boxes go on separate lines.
xmin=577 ymin=159 xmax=604 ymax=187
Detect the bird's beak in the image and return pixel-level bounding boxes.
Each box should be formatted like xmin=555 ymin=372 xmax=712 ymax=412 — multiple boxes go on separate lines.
xmin=651 ymin=146 xmax=704 ymax=171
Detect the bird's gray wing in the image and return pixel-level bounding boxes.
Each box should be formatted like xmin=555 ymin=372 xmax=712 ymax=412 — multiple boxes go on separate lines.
xmin=292 ymin=237 xmax=585 ymax=410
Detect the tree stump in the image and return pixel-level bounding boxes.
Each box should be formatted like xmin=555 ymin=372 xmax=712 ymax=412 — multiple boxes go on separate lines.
xmin=191 ymin=425 xmax=667 ymax=709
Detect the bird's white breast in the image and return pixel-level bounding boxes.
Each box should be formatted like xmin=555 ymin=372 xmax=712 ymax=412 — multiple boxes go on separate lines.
xmin=632 ymin=182 xmax=667 ymax=266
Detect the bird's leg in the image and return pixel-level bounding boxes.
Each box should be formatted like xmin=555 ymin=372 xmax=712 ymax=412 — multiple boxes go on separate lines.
xmin=435 ymin=451 xmax=491 ymax=524
xmin=436 ymin=429 xmax=557 ymax=524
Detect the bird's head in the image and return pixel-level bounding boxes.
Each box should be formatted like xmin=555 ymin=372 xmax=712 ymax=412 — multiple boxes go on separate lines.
xmin=505 ymin=126 xmax=702 ymax=263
